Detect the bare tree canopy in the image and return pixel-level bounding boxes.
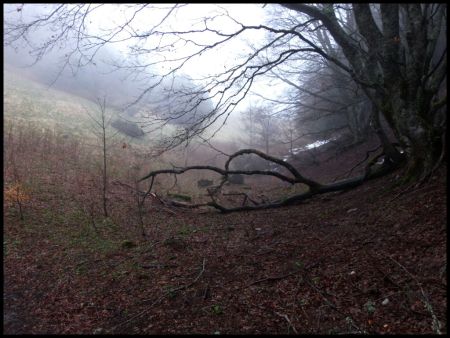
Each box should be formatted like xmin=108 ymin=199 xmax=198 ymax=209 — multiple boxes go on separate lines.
xmin=4 ymin=3 xmax=446 ymax=183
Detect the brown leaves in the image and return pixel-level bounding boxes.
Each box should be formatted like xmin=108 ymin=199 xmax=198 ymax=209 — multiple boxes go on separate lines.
xmin=5 ymin=183 xmax=31 ymax=204
xmin=3 ymin=129 xmax=447 ymax=335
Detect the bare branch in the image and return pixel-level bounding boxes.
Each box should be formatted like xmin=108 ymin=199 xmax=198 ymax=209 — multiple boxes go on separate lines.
xmin=139 ymin=147 xmax=396 ymax=213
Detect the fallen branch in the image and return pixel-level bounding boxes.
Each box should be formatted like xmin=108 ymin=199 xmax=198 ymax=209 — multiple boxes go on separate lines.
xmin=179 ymin=257 xmax=207 ymax=290
xmin=248 ymin=259 xmax=323 ymax=286
xmin=264 ymin=257 xmax=365 ymax=334
xmin=387 ymin=255 xmax=443 ymax=335
xmin=363 ymin=249 xmax=403 ymax=289
xmin=303 ymin=275 xmax=365 ymax=334
xmin=275 ymin=311 xmax=298 ymax=334
xmin=139 ymin=263 xmax=178 ymax=269
xmin=249 ymin=270 xmax=301 ymax=286
xmin=148 ymin=203 xmax=178 ymax=215
xmin=223 ymin=148 xmax=321 ymax=188
xmin=223 ymin=192 xmax=260 ymax=206
xmin=112 ymin=258 xmax=206 ymax=331
xmin=139 ymin=148 xmax=397 ymax=213
xmin=333 ymin=144 xmax=382 ymax=181
xmin=112 ymin=180 xmax=147 ymax=196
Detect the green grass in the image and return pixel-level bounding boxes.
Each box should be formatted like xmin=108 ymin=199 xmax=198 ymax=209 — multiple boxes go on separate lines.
xmin=4 ymin=68 xmax=153 ymax=147
xmin=25 ymin=205 xmax=123 ymax=257
xmin=167 ymin=193 xmax=192 ymax=202
xmin=4 ymin=69 xmax=99 ymax=137
xmin=211 ymin=304 xmax=224 ymax=315
xmin=3 ymin=239 xmax=22 ymax=257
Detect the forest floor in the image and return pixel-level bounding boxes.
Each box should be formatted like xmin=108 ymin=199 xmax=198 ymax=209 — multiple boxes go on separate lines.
xmin=3 ymin=163 xmax=447 ymax=334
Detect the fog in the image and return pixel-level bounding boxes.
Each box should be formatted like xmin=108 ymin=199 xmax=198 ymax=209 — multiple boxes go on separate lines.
xmin=4 ymin=4 xmax=264 ymax=143
xmin=4 ymin=3 xmax=347 ymax=152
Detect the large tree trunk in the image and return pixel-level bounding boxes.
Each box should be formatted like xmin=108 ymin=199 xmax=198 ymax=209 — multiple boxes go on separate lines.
xmin=283 ymin=3 xmax=446 ymax=183
xmin=389 ymin=99 xmax=444 ymax=182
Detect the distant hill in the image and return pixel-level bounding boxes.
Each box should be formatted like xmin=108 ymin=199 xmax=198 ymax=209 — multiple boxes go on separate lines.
xmin=4 ymin=65 xmax=250 ymax=147
xmin=4 ymin=67 xmax=148 ymax=144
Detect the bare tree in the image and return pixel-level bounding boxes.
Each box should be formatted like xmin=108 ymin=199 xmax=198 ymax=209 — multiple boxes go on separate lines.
xmin=4 ymin=123 xmax=27 ymax=220
xmin=255 ymin=6 xmax=377 ymax=152
xmin=86 ymin=97 xmax=121 ymax=218
xmin=280 ymin=4 xmax=446 ymax=181
xmin=4 ymin=3 xmax=446 ymax=184
xmin=241 ymin=104 xmax=281 ymax=155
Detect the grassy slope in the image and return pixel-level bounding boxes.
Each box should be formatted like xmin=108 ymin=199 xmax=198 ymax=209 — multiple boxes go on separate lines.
xmin=3 ymin=68 xmax=151 ymax=146
xmin=3 ymin=67 xmax=238 ymax=147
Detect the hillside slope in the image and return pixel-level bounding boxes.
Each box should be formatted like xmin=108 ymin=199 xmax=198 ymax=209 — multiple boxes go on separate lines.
xmin=4 ymin=68 xmax=151 ymax=146
xmin=4 ymin=162 xmax=446 ymax=334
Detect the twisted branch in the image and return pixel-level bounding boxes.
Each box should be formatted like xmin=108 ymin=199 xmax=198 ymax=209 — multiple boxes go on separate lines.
xmin=139 ymin=148 xmax=396 ymax=213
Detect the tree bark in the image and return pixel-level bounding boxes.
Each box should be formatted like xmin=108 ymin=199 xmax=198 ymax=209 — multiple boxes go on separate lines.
xmin=282 ymin=4 xmax=446 ymax=182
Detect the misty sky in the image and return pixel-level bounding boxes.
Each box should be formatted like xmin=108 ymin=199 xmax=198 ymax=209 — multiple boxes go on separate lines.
xmin=4 ymin=4 xmax=290 ymax=115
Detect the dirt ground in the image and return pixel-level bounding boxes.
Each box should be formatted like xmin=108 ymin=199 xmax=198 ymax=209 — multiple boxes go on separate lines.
xmin=3 ymin=162 xmax=447 ymax=334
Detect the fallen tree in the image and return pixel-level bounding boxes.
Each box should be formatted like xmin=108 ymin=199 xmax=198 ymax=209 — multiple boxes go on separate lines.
xmin=139 ymin=148 xmax=398 ymax=213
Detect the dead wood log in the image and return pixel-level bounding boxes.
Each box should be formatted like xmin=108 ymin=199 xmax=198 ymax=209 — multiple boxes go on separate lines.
xmin=139 ymin=148 xmax=397 ymax=213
